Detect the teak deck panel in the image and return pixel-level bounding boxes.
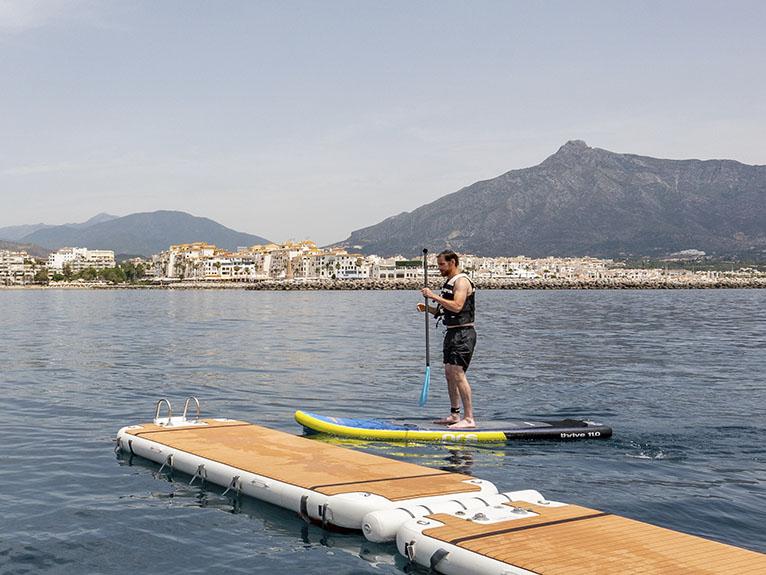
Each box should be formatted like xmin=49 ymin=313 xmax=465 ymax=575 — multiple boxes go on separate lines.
xmin=125 ymin=419 xmax=482 ymax=500
xmin=423 ymin=502 xmax=766 ymax=574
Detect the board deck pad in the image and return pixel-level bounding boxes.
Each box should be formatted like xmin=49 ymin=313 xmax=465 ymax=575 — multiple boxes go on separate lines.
xmin=420 ymin=501 xmax=766 ymax=574
xmin=295 ymin=411 xmax=612 ymax=442
xmin=124 ymin=419 xmax=483 ymax=500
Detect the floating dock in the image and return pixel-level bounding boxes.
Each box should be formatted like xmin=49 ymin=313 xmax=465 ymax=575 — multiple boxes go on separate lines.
xmin=117 ymin=398 xmax=766 ymax=574
xmin=398 ymin=501 xmax=766 ymax=574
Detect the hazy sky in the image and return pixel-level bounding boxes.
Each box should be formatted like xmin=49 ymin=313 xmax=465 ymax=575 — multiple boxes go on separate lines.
xmin=2 ymin=0 xmax=765 ymax=245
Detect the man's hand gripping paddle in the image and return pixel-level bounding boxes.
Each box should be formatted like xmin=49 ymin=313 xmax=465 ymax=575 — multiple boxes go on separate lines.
xmin=420 ymin=248 xmax=430 ymax=406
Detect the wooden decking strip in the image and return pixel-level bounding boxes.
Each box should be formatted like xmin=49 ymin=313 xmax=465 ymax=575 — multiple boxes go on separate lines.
xmin=423 ymin=503 xmax=766 ymax=575
xmin=126 ymin=419 xmax=483 ymax=501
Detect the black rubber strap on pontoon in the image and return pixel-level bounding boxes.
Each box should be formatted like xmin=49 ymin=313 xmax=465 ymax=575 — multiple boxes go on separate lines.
xmin=309 ymin=471 xmax=450 ymax=491
xmin=429 ymin=548 xmax=450 ymax=572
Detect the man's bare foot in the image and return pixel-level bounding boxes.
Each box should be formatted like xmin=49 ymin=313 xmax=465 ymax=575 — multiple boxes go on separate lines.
xmin=448 ymin=418 xmax=476 ymax=429
xmin=434 ymin=414 xmax=460 ymax=425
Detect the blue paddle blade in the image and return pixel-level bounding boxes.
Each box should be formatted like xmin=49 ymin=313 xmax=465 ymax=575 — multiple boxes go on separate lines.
xmin=419 ymin=365 xmax=430 ymax=406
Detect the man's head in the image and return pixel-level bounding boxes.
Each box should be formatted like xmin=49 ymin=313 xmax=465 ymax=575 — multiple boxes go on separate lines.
xmin=436 ymin=250 xmax=460 ymax=277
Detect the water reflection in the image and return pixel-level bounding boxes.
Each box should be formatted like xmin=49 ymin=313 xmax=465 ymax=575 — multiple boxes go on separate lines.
xmin=116 ymin=451 xmax=401 ymax=570
xmin=441 ymin=449 xmax=474 ymax=474
xmin=3 ymin=288 xmax=765 ymax=573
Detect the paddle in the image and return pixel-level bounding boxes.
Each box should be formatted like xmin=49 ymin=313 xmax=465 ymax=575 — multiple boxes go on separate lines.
xmin=419 ymin=248 xmax=430 ymax=406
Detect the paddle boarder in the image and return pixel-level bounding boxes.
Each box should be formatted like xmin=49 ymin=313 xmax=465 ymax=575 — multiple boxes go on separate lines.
xmin=417 ymin=250 xmax=477 ymax=429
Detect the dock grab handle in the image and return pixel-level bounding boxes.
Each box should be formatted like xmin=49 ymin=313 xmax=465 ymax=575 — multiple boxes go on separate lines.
xmin=183 ymin=396 xmax=200 ymax=421
xmin=154 ymin=398 xmax=172 ymax=425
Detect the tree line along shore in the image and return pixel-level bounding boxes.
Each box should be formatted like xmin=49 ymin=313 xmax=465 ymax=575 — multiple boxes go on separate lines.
xmin=6 ymin=277 xmax=766 ymax=290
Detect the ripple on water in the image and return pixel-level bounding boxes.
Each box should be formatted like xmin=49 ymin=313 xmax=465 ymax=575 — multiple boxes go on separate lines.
xmin=1 ymin=288 xmax=765 ymax=573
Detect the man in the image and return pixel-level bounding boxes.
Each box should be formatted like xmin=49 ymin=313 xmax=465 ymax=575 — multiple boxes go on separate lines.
xmin=417 ymin=250 xmax=477 ymax=429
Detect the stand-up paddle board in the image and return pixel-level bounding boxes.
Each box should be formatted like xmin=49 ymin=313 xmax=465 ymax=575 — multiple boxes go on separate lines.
xmin=295 ymin=411 xmax=611 ymax=443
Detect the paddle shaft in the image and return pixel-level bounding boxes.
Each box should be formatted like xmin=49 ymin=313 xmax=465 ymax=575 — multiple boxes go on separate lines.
xmin=419 ymin=248 xmax=431 ymax=406
xmin=423 ymin=248 xmax=430 ymax=367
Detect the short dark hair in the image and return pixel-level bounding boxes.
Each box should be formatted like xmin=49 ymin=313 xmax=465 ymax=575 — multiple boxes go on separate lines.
xmin=438 ymin=249 xmax=459 ymax=266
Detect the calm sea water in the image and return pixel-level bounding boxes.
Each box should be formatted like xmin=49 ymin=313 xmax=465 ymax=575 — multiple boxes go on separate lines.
xmin=1 ymin=288 xmax=764 ymax=574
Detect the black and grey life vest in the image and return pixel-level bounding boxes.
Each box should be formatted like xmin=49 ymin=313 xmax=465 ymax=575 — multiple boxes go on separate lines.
xmin=440 ymin=273 xmax=475 ymax=326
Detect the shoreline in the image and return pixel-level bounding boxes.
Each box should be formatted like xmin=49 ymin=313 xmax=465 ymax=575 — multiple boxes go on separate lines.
xmin=4 ymin=277 xmax=766 ymax=290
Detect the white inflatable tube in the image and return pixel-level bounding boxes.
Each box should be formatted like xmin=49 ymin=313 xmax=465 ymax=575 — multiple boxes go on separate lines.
xmin=362 ymin=489 xmax=546 ymax=542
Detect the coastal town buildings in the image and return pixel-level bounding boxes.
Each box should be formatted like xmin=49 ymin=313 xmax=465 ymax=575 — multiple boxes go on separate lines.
xmin=151 ymin=243 xmax=730 ymax=283
xmin=153 ymin=241 xmax=372 ymax=281
xmin=4 ymin=239 xmax=763 ymax=288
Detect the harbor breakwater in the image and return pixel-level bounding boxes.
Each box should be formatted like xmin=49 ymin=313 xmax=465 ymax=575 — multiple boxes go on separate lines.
xmin=9 ymin=277 xmax=765 ymax=290
xmin=245 ymin=277 xmax=766 ymax=290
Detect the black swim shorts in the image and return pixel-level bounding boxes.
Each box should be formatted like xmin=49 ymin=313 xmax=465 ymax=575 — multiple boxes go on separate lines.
xmin=443 ymin=326 xmax=477 ymax=371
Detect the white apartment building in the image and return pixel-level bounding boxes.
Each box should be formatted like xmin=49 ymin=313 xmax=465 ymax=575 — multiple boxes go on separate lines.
xmin=82 ymin=250 xmax=115 ymax=270
xmin=372 ymin=257 xmax=426 ymax=280
xmin=47 ymin=247 xmax=86 ymax=271
xmin=0 ymin=250 xmax=35 ymax=285
xmin=472 ymin=257 xmax=538 ymax=279
xmin=47 ymin=247 xmax=115 ymax=272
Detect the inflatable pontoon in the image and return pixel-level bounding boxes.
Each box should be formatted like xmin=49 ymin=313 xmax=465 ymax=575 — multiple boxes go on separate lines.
xmin=116 ymin=398 xmax=766 ymax=574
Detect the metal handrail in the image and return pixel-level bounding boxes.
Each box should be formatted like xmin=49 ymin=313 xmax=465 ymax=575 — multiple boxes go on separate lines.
xmin=183 ymin=396 xmax=200 ymax=421
xmin=154 ymin=398 xmax=172 ymax=425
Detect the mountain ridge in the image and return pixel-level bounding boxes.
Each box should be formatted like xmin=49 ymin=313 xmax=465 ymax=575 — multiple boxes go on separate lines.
xmin=18 ymin=211 xmax=271 ymax=257
xmin=0 ymin=213 xmax=119 ymax=242
xmin=335 ymin=140 xmax=766 ymax=258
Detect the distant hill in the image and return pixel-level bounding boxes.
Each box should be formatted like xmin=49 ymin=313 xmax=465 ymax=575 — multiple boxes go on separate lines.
xmin=19 ymin=211 xmax=271 ymax=257
xmin=0 ymin=213 xmax=117 ymax=242
xmin=0 ymin=223 xmax=55 ymax=242
xmin=335 ymin=141 xmax=766 ymax=259
xmin=0 ymin=241 xmax=52 ymax=259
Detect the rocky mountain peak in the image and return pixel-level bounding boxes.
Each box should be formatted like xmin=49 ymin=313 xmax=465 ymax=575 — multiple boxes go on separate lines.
xmin=338 ymin=141 xmax=766 ymax=259
xmin=540 ymin=139 xmax=596 ymax=168
xmin=561 ymin=139 xmax=590 ymax=152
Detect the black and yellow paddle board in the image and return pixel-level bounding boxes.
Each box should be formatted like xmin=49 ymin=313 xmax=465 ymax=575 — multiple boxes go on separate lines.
xmin=295 ymin=411 xmax=612 ymax=443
